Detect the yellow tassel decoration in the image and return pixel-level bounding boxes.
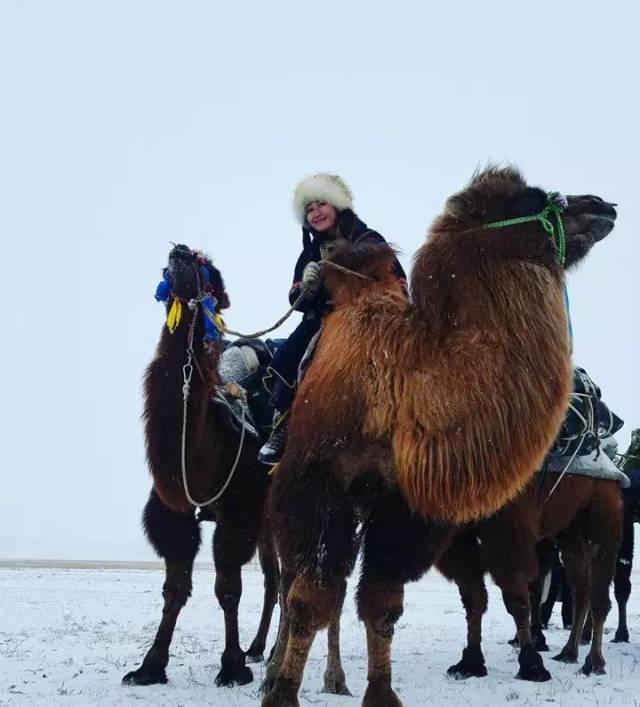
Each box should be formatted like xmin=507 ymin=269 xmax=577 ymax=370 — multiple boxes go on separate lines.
xmin=166 ymin=299 xmax=182 ymax=333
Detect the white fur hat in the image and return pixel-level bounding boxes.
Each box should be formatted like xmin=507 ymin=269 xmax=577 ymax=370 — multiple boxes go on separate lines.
xmin=293 ymin=173 xmax=353 ymax=224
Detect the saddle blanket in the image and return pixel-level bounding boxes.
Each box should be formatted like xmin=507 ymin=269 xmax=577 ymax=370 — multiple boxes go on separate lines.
xmin=546 ymin=442 xmax=630 ymax=489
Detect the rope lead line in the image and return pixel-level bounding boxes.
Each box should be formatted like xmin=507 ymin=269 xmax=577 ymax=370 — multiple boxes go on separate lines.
xmin=181 ymin=309 xmax=247 ymax=508
xmin=224 ymin=261 xmax=375 ymax=339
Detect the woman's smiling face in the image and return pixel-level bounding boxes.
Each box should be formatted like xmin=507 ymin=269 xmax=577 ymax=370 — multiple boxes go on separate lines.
xmin=306 ymin=201 xmax=337 ymax=232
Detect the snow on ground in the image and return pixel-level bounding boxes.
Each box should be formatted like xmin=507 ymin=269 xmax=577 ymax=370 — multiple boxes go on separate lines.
xmin=2 ymin=561 xmax=640 ymax=706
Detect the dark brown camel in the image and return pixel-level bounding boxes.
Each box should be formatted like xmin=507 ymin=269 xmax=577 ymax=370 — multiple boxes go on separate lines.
xmin=262 ymin=167 xmax=617 ymax=707
xmin=122 ymin=245 xmax=278 ymax=688
xmin=438 ymin=472 xmax=623 ymax=680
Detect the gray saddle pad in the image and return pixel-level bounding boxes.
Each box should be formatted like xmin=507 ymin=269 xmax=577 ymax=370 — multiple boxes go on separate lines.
xmin=546 ymin=438 xmax=630 ymax=488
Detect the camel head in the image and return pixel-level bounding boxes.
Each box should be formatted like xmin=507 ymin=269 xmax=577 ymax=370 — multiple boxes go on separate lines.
xmin=158 ymin=244 xmax=230 ymax=310
xmin=322 ymin=241 xmax=405 ymax=306
xmin=439 ymin=166 xmax=616 ymax=271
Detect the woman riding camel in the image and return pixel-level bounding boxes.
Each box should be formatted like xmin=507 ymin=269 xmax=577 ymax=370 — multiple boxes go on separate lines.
xmin=258 ymin=172 xmax=407 ymax=464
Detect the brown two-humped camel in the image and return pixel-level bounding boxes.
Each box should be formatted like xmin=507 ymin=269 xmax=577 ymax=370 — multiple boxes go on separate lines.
xmin=262 ymin=167 xmax=617 ymax=707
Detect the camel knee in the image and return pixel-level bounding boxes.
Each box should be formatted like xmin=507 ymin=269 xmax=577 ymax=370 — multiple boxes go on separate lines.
xmin=357 ymin=584 xmax=404 ymax=636
xmin=287 ymin=578 xmax=341 ymax=636
xmin=162 ymin=569 xmax=193 ymax=608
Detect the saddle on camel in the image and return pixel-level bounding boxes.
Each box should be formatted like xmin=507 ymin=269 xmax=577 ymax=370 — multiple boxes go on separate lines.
xmin=262 ymin=167 xmax=617 ymax=707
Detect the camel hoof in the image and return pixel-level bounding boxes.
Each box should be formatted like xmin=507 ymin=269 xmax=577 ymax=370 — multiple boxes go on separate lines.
xmin=322 ymin=678 xmax=352 ymax=696
xmin=516 ymin=666 xmax=551 ymax=682
xmin=447 ymin=646 xmax=487 ymax=679
xmin=612 ymin=630 xmax=630 ymax=643
xmin=363 ymin=679 xmax=402 ymax=707
xmin=121 ymin=666 xmax=168 ymax=686
xmin=534 ymin=636 xmax=549 ymax=652
xmin=517 ymin=646 xmax=551 ymax=682
xmin=215 ymin=664 xmax=253 ymax=687
xmin=552 ymin=648 xmax=578 ymax=664
xmin=261 ymin=678 xmax=300 ymax=707
xmin=581 ymin=654 xmax=606 ymax=676
xmin=447 ymin=663 xmax=488 ymax=680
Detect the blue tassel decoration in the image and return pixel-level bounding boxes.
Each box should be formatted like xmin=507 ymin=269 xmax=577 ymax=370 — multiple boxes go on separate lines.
xmin=155 ymin=275 xmax=171 ymax=302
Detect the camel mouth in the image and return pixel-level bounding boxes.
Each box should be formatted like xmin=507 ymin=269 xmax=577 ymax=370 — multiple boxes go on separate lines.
xmin=167 ymin=245 xmax=199 ymax=296
xmin=564 ymin=196 xmax=617 ymax=243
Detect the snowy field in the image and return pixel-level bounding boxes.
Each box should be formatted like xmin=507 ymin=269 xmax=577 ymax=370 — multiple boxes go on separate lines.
xmin=2 ymin=560 xmax=640 ymax=706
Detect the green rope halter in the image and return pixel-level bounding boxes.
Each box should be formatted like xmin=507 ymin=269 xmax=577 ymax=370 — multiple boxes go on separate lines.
xmin=482 ymin=192 xmax=567 ymax=266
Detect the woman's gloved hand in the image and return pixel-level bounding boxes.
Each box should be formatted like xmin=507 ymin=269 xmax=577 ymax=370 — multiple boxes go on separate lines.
xmin=302 ymin=261 xmax=322 ymax=294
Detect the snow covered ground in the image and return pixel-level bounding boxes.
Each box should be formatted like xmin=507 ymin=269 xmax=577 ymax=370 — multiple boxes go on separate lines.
xmin=2 ymin=560 xmax=640 ymax=706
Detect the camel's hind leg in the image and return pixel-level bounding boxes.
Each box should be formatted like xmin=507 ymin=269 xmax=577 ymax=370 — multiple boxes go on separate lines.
xmin=480 ymin=521 xmax=550 ymax=682
xmin=246 ymin=529 xmax=280 ymax=663
xmin=212 ymin=496 xmax=265 ymax=687
xmin=581 ymin=482 xmax=623 ymax=676
xmin=436 ymin=531 xmax=489 ymax=678
xmin=612 ymin=502 xmax=635 ymax=643
xmin=552 ymin=523 xmax=591 ymax=664
xmin=322 ymin=580 xmax=351 ymax=695
xmin=122 ymin=490 xmax=201 ymax=686
xmin=358 ymin=489 xmax=452 ymax=707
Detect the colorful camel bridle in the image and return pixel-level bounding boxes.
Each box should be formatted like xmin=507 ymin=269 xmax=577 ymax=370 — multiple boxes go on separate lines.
xmin=154 ymin=250 xmax=225 ymax=349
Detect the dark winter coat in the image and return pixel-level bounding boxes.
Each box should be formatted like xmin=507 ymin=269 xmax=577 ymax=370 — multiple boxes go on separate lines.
xmin=288 ymin=210 xmax=407 ymax=322
xmin=267 ymin=210 xmax=406 ymax=413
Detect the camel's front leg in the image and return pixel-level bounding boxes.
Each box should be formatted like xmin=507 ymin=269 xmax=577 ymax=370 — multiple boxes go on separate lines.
xmin=122 ymin=491 xmax=201 ymax=686
xmin=262 ymin=577 xmax=344 ymax=707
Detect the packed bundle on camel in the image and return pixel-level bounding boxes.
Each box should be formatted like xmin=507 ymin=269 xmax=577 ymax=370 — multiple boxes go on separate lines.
xmin=263 ymin=166 xmax=617 ymax=707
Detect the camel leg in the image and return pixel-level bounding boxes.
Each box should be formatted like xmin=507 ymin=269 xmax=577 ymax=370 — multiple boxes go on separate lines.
xmin=480 ymin=524 xmax=550 ymax=682
xmin=529 ymin=541 xmax=555 ymax=651
xmin=437 ymin=532 xmax=488 ymax=678
xmin=581 ymin=484 xmax=623 ymax=676
xmin=262 ymin=463 xmax=357 ymax=707
xmin=322 ymin=579 xmax=352 ymax=695
xmin=262 ymin=575 xmax=348 ymax=707
xmin=552 ymin=524 xmax=590 ymax=664
xmin=358 ymin=489 xmax=452 ymax=707
xmin=122 ymin=491 xmax=201 ymax=685
xmin=261 ymin=568 xmax=294 ymax=694
xmin=212 ymin=502 xmax=263 ymax=687
xmin=612 ymin=504 xmax=634 ymax=643
xmin=246 ymin=531 xmax=280 ymax=663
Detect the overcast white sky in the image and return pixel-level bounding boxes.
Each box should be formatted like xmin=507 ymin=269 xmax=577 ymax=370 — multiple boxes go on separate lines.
xmin=0 ymin=1 xmax=637 ymax=559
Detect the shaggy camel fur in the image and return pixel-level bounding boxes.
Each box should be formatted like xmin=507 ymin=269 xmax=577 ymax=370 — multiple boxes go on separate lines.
xmin=262 ymin=167 xmax=616 ymax=707
xmin=122 ymin=245 xmax=278 ymax=689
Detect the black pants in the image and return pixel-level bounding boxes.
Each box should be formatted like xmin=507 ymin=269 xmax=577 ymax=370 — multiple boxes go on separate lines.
xmin=267 ymin=315 xmax=321 ymax=414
